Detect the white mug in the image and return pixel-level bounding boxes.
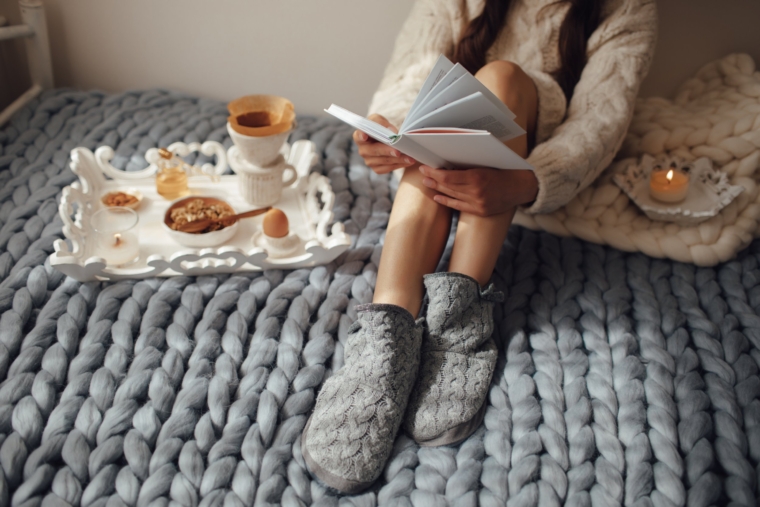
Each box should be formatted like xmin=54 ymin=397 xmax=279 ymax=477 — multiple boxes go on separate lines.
xmin=227 ymin=122 xmax=291 ymax=167
xmin=234 ymin=155 xmax=298 ymax=206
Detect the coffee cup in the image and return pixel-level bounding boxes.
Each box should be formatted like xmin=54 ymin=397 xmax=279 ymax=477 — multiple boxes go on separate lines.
xmin=229 ymin=152 xmax=297 ymax=206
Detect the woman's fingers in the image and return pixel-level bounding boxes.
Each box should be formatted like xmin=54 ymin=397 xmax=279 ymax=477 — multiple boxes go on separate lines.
xmin=359 ymin=143 xmax=406 ymax=159
xmin=431 ymin=194 xmax=481 ymax=215
xmin=353 ymin=115 xmax=408 ymax=175
xmin=364 ymin=156 xmax=413 ymax=168
xmin=419 ymin=165 xmax=470 ymax=186
xmin=371 ymin=165 xmax=402 ymax=175
xmin=353 ymin=130 xmax=369 ymax=143
xmin=367 ymin=114 xmax=396 ymax=131
xmin=421 ymin=176 xmax=470 ymax=201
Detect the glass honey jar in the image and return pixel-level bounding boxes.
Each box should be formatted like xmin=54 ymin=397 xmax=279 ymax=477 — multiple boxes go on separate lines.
xmin=156 ymin=148 xmax=190 ymax=200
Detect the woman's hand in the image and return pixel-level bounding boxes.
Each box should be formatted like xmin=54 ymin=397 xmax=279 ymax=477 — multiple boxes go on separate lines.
xmin=354 ymin=114 xmax=417 ymax=174
xmin=419 ymin=165 xmax=539 ymax=217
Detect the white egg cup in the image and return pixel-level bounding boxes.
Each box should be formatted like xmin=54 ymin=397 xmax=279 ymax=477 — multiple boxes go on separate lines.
xmin=252 ymin=230 xmax=301 ymax=258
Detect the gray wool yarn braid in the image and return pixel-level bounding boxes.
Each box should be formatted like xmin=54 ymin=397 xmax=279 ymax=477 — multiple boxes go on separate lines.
xmin=576 ymin=245 xmax=626 ymax=505
xmin=0 ymin=275 xmax=93 ymax=505
xmin=671 ymin=263 xmax=756 ymax=507
xmin=499 ymin=230 xmax=543 ymax=507
xmin=652 ymin=259 xmax=722 ymax=506
xmin=8 ymin=279 xmax=102 ymax=506
xmin=528 ymin=235 xmax=576 ymax=505
xmin=627 ymin=256 xmax=686 ymax=506
xmin=3 ymin=89 xmax=760 ymax=505
xmin=704 ymin=262 xmax=759 ymax=506
xmin=478 ymin=228 xmax=534 ymax=507
xmin=717 ymin=258 xmax=760 ymax=502
xmin=605 ymin=248 xmax=652 ymax=507
xmin=553 ymin=238 xmax=594 ymax=507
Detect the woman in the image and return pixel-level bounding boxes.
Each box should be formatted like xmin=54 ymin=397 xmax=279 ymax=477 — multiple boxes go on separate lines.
xmin=302 ymin=0 xmax=657 ymax=494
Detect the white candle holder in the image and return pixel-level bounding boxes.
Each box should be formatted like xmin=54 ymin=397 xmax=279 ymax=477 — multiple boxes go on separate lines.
xmin=613 ymin=155 xmax=744 ymax=225
xmin=91 ymin=207 xmax=140 ymax=266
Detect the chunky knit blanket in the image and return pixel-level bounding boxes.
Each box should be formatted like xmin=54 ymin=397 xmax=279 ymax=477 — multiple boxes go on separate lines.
xmin=1 ymin=89 xmax=760 ymax=507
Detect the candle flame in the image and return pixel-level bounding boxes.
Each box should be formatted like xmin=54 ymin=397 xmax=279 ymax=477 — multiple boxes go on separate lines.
xmin=114 ymin=233 xmax=122 ymax=247
xmin=666 ymin=169 xmax=674 ymax=182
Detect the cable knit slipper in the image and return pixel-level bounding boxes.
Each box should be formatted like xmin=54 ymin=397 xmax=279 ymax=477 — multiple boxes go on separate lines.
xmin=403 ymin=272 xmax=502 ymax=447
xmin=301 ymin=303 xmax=423 ymax=494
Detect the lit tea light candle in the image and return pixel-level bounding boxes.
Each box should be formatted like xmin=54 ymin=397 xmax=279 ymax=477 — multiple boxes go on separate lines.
xmin=91 ymin=207 xmax=140 ymax=266
xmin=649 ymin=166 xmax=689 ymax=203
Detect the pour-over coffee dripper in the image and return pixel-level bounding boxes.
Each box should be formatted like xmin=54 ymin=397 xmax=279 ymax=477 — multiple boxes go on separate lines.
xmin=227 ymin=95 xmax=295 ymax=167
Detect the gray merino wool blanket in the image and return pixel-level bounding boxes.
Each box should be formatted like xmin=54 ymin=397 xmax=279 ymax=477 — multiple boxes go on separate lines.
xmin=0 ymin=89 xmax=759 ymax=507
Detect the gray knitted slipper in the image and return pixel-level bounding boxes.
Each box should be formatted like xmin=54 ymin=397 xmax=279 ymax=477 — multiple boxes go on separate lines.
xmin=403 ymin=272 xmax=503 ymax=447
xmin=301 ymin=303 xmax=423 ymax=494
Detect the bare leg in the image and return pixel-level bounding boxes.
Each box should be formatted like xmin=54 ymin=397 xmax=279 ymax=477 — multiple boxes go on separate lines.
xmin=373 ymin=60 xmax=539 ymax=313
xmin=448 ymin=61 xmax=538 ymax=285
xmin=373 ymin=165 xmax=452 ymax=316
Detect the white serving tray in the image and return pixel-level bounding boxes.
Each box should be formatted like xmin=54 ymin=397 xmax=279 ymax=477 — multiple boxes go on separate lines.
xmin=613 ymin=154 xmax=744 ymax=225
xmin=50 ymin=140 xmax=351 ymax=282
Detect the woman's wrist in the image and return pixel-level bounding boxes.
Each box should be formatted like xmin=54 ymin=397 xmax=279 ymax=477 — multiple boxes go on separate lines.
xmin=498 ymin=168 xmax=538 ymax=207
xmin=517 ymin=170 xmax=539 ymax=206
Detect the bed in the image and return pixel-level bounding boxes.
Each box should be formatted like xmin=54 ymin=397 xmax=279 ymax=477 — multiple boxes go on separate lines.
xmin=0 ymin=88 xmax=758 ymax=507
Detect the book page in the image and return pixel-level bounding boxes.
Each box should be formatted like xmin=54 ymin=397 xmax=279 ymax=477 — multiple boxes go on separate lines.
xmin=405 ymin=131 xmax=533 ymax=170
xmin=324 ymin=104 xmax=449 ymax=169
xmin=402 ymin=63 xmax=466 ymax=130
xmin=325 ymin=104 xmax=395 ymax=143
xmin=404 ymin=92 xmax=525 ymax=141
xmin=406 ymin=72 xmax=517 ymax=130
xmin=401 ymin=55 xmax=455 ymax=129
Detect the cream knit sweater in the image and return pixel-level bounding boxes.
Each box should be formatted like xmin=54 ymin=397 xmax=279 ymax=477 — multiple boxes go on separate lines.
xmin=368 ymin=0 xmax=658 ymax=214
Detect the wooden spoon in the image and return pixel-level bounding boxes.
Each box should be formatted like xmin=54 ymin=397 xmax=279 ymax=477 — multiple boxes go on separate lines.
xmin=177 ymin=207 xmax=272 ymax=233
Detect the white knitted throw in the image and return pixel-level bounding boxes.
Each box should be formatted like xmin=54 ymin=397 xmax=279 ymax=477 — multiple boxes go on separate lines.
xmin=514 ymin=53 xmax=760 ymax=266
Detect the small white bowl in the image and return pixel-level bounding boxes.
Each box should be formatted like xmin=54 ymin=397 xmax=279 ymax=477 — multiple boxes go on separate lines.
xmin=101 ymin=188 xmax=143 ymax=210
xmin=163 ymin=196 xmax=239 ymax=247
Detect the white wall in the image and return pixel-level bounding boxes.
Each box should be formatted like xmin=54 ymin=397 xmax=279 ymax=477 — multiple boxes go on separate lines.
xmin=2 ymin=0 xmax=760 ymax=115
xmin=40 ymin=0 xmax=414 ymax=116
xmin=639 ymin=0 xmax=760 ymax=98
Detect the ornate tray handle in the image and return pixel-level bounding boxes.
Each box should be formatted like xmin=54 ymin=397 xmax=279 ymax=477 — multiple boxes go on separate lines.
xmin=305 ymin=173 xmax=338 ymax=244
xmin=96 ymin=141 xmax=228 ymax=180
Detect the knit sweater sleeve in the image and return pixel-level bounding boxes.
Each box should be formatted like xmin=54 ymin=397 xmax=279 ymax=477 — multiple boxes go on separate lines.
xmin=523 ymin=0 xmax=658 ymax=214
xmin=367 ymin=0 xmax=457 ymax=129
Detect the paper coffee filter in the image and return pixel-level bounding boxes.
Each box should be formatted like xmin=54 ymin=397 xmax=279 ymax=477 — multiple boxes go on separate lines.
xmin=228 ymin=95 xmax=295 ymax=137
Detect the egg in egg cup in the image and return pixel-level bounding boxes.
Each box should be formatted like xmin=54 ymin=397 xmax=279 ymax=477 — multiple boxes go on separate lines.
xmin=259 ymin=208 xmax=301 ymax=257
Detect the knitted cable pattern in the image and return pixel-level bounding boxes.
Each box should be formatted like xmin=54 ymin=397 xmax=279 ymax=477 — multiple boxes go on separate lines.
xmin=514 ymin=53 xmax=760 ymax=266
xmin=303 ymin=302 xmax=423 ymax=492
xmin=478 ymin=232 xmax=528 ymax=507
xmin=724 ymin=256 xmax=760 ymax=506
xmin=403 ymin=273 xmax=500 ymax=444
xmin=527 ymin=235 xmax=572 ymax=506
xmin=703 ymin=262 xmax=759 ymax=506
xmin=3 ymin=88 xmax=760 ymax=505
xmin=627 ymin=256 xmax=685 ymax=506
xmin=671 ymin=263 xmax=754 ymax=506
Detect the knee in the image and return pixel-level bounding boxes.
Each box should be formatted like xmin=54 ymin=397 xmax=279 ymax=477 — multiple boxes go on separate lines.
xmin=475 ymin=60 xmax=536 ymax=102
xmin=475 ymin=60 xmax=537 ymax=134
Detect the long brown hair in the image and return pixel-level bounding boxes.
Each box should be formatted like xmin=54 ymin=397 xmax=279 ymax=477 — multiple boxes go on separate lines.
xmin=452 ymin=0 xmax=602 ymax=101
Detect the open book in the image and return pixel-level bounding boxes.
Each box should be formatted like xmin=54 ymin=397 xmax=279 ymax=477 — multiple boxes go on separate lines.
xmin=326 ymin=55 xmax=532 ymax=171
